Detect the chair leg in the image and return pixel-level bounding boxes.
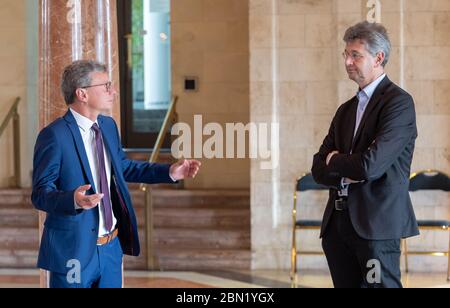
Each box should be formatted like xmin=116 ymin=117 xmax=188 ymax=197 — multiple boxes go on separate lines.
xmin=291 ymin=228 xmax=297 ymax=286
xmin=290 ymin=248 xmax=296 ymax=280
xmin=447 ymin=229 xmax=450 ymax=282
xmin=402 ymin=239 xmax=409 ymax=273
xmin=290 ymin=248 xmax=297 ymax=288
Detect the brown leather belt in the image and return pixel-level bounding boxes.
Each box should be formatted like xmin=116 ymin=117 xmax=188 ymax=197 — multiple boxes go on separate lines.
xmin=97 ymin=228 xmax=118 ymax=245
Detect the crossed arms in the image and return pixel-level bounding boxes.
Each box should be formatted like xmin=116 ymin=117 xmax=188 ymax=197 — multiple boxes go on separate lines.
xmin=312 ymin=94 xmax=416 ymax=188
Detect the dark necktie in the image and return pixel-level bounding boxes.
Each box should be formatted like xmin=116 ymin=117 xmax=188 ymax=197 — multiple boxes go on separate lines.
xmin=92 ymin=123 xmax=113 ymax=231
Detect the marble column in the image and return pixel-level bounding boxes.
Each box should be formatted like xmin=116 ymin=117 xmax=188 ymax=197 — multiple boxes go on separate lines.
xmin=39 ymin=0 xmax=121 ymax=124
xmin=38 ymin=0 xmax=121 ymax=288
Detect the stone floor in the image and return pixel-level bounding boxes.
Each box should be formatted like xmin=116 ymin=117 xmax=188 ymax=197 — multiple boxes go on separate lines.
xmin=0 ymin=269 xmax=449 ymax=288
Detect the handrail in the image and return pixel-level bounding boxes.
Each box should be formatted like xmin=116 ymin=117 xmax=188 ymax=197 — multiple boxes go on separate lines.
xmin=0 ymin=97 xmax=20 ymax=137
xmin=141 ymin=96 xmax=178 ymax=270
xmin=140 ymin=95 xmax=178 ymax=190
xmin=0 ymin=97 xmax=21 ymax=188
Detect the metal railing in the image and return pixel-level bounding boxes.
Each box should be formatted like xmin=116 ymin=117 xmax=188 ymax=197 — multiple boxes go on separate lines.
xmin=141 ymin=96 xmax=178 ymax=270
xmin=0 ymin=97 xmax=21 ymax=188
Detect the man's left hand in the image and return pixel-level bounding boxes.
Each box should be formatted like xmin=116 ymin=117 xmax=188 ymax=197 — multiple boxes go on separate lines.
xmin=169 ymin=159 xmax=202 ymax=181
xmin=326 ymin=151 xmax=339 ymax=166
xmin=343 ymin=177 xmax=364 ymax=184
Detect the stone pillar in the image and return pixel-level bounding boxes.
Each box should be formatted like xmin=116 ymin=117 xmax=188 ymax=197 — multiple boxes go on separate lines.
xmin=39 ymin=0 xmax=121 ymax=122
xmin=38 ymin=0 xmax=121 ymax=287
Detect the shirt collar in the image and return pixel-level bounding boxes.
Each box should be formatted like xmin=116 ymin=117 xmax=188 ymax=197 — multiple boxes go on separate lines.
xmin=69 ymin=108 xmax=97 ymax=133
xmin=358 ymin=73 xmax=386 ymax=102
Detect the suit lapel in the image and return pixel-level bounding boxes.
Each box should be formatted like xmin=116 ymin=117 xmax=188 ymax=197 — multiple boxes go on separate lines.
xmin=344 ymin=97 xmax=358 ymax=154
xmin=64 ymin=111 xmax=96 ymax=190
xmin=351 ymin=76 xmax=391 ymax=150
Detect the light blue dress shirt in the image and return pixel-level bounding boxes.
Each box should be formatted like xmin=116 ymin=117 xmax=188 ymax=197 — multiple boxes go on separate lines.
xmin=339 ymin=73 xmax=386 ymax=196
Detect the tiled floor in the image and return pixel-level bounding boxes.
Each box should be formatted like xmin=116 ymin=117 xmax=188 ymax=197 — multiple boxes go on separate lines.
xmin=0 ymin=269 xmax=448 ymax=288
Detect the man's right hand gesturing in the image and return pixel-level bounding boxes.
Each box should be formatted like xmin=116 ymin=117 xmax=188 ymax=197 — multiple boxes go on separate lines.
xmin=75 ymin=184 xmax=104 ymax=210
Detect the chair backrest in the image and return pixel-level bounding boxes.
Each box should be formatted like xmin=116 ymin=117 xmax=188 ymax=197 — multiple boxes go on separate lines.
xmin=409 ymin=170 xmax=450 ymax=192
xmin=296 ymin=173 xmax=328 ymax=192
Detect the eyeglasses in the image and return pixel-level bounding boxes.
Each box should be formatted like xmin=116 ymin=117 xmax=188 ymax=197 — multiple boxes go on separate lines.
xmin=82 ymin=81 xmax=113 ymax=93
xmin=342 ymin=51 xmax=364 ymax=61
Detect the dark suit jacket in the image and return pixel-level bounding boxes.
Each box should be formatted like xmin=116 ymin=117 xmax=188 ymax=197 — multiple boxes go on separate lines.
xmin=31 ymin=111 xmax=175 ymax=273
xmin=311 ymin=76 xmax=419 ymax=240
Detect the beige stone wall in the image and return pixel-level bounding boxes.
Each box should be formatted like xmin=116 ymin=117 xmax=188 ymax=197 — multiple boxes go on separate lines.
xmin=403 ymin=1 xmax=450 ymax=175
xmin=0 ymin=0 xmax=33 ymax=188
xmin=171 ymin=0 xmax=250 ymax=189
xmin=250 ymin=0 xmax=450 ymax=271
xmin=401 ymin=0 xmax=450 ymax=272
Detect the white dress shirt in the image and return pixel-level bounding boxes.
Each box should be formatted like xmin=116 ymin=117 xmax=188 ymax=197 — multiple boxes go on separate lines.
xmin=70 ymin=108 xmax=117 ymax=237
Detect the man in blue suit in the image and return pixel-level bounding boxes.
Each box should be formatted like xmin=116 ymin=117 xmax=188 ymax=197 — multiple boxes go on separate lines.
xmin=32 ymin=60 xmax=201 ymax=288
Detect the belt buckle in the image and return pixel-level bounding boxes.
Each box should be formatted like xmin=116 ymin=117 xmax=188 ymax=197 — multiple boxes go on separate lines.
xmin=100 ymin=230 xmax=113 ymax=245
xmin=106 ymin=233 xmax=112 ymax=244
xmin=335 ymin=199 xmax=344 ymax=211
xmin=107 ymin=229 xmax=116 ymax=244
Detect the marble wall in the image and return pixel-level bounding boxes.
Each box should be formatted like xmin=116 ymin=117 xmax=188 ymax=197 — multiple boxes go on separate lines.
xmin=0 ymin=0 xmax=30 ymax=188
xmin=171 ymin=0 xmax=250 ymax=189
xmin=249 ymin=0 xmax=450 ymax=271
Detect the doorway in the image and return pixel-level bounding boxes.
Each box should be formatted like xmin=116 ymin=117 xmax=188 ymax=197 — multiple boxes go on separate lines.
xmin=117 ymin=0 xmax=172 ymax=149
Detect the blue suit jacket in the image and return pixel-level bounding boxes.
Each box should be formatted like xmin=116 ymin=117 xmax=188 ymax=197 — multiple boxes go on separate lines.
xmin=31 ymin=111 xmax=174 ymax=273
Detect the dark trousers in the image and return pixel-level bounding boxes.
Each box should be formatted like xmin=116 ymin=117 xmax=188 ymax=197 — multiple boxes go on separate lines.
xmin=322 ymin=210 xmax=402 ymax=288
xmin=50 ymin=237 xmax=123 ymax=288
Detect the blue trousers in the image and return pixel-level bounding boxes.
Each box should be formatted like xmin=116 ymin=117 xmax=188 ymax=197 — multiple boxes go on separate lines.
xmin=49 ymin=237 xmax=123 ymax=288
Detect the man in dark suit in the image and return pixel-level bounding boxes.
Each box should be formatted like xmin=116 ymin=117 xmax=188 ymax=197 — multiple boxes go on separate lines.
xmin=32 ymin=60 xmax=201 ymax=288
xmin=311 ymin=21 xmax=419 ymax=288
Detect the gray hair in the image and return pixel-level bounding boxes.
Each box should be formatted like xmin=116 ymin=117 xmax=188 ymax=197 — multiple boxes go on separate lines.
xmin=61 ymin=60 xmax=107 ymax=104
xmin=343 ymin=21 xmax=391 ymax=67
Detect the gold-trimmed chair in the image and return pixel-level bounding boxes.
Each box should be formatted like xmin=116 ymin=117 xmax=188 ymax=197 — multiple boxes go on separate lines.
xmin=404 ymin=170 xmax=450 ymax=281
xmin=291 ymin=173 xmax=328 ymax=286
